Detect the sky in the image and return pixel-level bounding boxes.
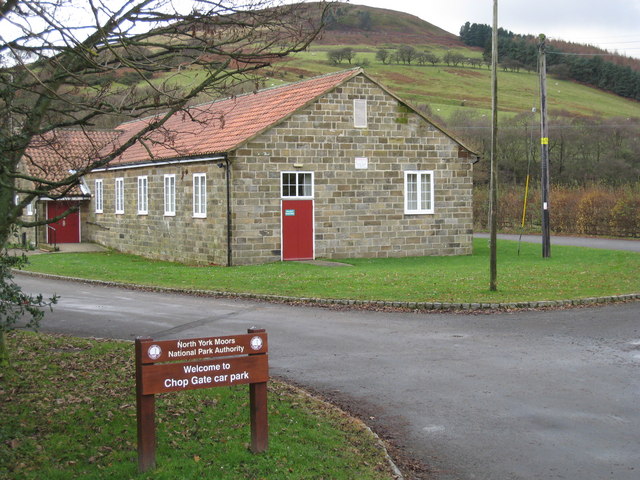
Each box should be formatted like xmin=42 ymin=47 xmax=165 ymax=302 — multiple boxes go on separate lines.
xmin=348 ymin=0 xmax=640 ymax=58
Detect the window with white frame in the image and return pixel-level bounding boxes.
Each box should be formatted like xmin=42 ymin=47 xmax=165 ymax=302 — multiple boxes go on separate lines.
xmin=115 ymin=177 xmax=124 ymax=214
xmin=281 ymin=172 xmax=313 ymax=198
xmin=94 ymin=179 xmax=103 ymax=213
xmin=164 ymin=174 xmax=176 ymax=216
xmin=25 ymin=201 xmax=34 ymax=216
xmin=137 ymin=176 xmax=148 ymax=215
xmin=404 ymin=171 xmax=434 ymax=214
xmin=192 ymin=173 xmax=206 ymax=218
xmin=353 ymin=99 xmax=367 ymax=128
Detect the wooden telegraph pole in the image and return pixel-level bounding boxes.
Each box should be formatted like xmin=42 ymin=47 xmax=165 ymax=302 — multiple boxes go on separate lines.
xmin=538 ymin=34 xmax=551 ymax=258
xmin=489 ymin=0 xmax=499 ymax=290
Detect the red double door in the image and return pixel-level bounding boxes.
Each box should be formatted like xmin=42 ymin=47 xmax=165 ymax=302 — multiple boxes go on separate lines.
xmin=47 ymin=201 xmax=81 ymax=243
xmin=281 ymin=200 xmax=314 ymax=261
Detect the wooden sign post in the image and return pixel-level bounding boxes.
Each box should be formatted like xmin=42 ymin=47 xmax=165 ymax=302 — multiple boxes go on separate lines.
xmin=135 ymin=328 xmax=268 ymax=472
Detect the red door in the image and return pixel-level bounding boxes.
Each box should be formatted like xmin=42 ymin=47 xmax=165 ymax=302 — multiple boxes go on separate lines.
xmin=47 ymin=201 xmax=80 ymax=243
xmin=282 ymin=200 xmax=314 ymax=261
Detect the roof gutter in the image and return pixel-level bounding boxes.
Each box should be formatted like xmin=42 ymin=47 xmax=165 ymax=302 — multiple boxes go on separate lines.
xmin=39 ymin=196 xmax=90 ymax=201
xmin=91 ymin=155 xmax=226 ymax=172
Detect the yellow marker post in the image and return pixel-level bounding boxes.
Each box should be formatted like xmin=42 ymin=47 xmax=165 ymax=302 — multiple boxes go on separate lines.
xmin=521 ymin=174 xmax=530 ymax=228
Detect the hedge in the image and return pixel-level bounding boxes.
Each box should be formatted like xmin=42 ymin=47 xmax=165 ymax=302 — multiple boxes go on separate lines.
xmin=474 ymin=183 xmax=640 ymax=237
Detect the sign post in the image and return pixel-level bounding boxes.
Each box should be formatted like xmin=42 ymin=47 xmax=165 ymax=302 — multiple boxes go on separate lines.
xmin=135 ymin=337 xmax=156 ymax=472
xmin=249 ymin=327 xmax=268 ymax=452
xmin=135 ymin=329 xmax=269 ymax=472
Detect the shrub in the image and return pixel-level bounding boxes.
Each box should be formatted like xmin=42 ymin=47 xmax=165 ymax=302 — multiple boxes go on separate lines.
xmin=610 ymin=189 xmax=640 ymax=237
xmin=551 ymin=185 xmax=581 ymax=233
xmin=473 ymin=183 xmax=640 ymax=237
xmin=576 ymin=189 xmax=617 ymax=235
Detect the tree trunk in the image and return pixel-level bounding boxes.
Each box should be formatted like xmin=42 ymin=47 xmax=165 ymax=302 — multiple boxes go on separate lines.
xmin=0 ymin=157 xmax=21 ymax=250
xmin=0 ymin=331 xmax=12 ymax=376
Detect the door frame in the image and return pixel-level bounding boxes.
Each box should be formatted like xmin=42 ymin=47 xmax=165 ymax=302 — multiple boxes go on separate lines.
xmin=46 ymin=200 xmax=82 ymax=243
xmin=280 ymin=171 xmax=314 ymax=261
xmin=281 ymin=199 xmax=315 ymax=261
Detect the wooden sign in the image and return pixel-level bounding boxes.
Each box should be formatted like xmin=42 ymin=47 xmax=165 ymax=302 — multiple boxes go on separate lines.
xmin=139 ymin=332 xmax=268 ymax=364
xmin=135 ymin=328 xmax=268 ymax=473
xmin=141 ymin=355 xmax=268 ymax=394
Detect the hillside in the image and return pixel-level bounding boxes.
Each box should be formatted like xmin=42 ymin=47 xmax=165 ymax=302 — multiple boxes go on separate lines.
xmin=274 ymin=50 xmax=640 ymax=119
xmin=260 ymin=4 xmax=639 ymax=121
xmin=546 ymin=39 xmax=640 ymax=72
xmin=317 ymin=3 xmax=462 ymax=48
xmin=102 ymin=3 xmax=636 ymax=122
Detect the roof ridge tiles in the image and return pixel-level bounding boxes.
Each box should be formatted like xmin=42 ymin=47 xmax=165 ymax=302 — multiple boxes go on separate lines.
xmin=106 ymin=68 xmax=364 ymax=165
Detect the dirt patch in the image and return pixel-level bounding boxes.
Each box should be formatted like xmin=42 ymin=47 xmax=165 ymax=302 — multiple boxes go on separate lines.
xmin=384 ymin=72 xmax=423 ymax=85
xmin=443 ymin=68 xmax=485 ymax=78
xmin=315 ymin=31 xmax=466 ymax=48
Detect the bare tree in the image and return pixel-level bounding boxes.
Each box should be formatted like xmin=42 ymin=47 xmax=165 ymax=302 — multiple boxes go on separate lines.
xmin=423 ymin=52 xmax=440 ymax=66
xmin=396 ymin=45 xmax=416 ymax=65
xmin=0 ymin=0 xmax=330 ymax=366
xmin=375 ymin=48 xmax=390 ymax=64
xmin=327 ymin=47 xmax=354 ymax=64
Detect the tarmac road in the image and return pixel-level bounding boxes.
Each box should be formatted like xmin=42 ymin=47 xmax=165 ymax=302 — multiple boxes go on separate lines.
xmin=475 ymin=233 xmax=640 ymax=252
xmin=15 ymin=273 xmax=640 ymax=480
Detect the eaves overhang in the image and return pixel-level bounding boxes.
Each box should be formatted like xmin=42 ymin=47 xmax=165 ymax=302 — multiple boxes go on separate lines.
xmin=90 ymin=154 xmax=228 ymax=173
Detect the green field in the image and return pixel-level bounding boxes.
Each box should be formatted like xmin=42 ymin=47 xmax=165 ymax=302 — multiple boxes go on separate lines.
xmin=22 ymin=239 xmax=640 ymax=304
xmin=282 ymin=46 xmax=640 ymax=119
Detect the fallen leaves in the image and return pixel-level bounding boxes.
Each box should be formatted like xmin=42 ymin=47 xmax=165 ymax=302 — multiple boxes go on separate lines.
xmin=6 ymin=438 xmax=20 ymax=449
xmin=2 ymin=331 xmax=397 ymax=479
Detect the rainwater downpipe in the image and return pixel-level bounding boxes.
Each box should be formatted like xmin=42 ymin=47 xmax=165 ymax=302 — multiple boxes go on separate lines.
xmin=221 ymin=155 xmax=232 ymax=267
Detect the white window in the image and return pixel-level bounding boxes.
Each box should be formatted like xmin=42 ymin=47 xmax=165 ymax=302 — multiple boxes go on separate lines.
xmin=193 ymin=173 xmax=206 ymax=218
xmin=115 ymin=177 xmax=124 ymax=214
xmin=137 ymin=176 xmax=148 ymax=215
xmin=95 ymin=179 xmax=103 ymax=213
xmin=281 ymin=172 xmax=313 ymax=198
xmin=164 ymin=174 xmax=176 ymax=216
xmin=26 ymin=201 xmax=34 ymax=216
xmin=354 ymin=99 xmax=367 ymax=128
xmin=404 ymin=171 xmax=434 ymax=214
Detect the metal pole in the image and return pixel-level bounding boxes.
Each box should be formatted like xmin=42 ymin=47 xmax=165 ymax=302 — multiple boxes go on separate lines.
xmin=489 ymin=0 xmax=499 ymax=290
xmin=538 ymin=35 xmax=551 ymax=258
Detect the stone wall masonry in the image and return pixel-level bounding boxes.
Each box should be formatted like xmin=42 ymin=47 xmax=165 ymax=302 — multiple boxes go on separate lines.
xmin=84 ymin=161 xmax=228 ymax=265
xmin=229 ymin=74 xmax=474 ymax=266
xmin=75 ymin=74 xmax=474 ymax=266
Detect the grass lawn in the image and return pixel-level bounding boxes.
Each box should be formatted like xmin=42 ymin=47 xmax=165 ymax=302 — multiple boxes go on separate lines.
xmin=0 ymin=331 xmax=394 ymax=479
xmin=22 ymin=239 xmax=640 ymax=304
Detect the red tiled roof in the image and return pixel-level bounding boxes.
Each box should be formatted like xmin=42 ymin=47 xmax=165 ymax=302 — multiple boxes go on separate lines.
xmin=112 ymin=68 xmax=362 ymax=165
xmin=23 ymin=129 xmax=121 ymax=196
xmin=22 ymin=68 xmax=477 ymax=184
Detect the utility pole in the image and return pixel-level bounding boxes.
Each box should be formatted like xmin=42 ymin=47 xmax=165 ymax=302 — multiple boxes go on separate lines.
xmin=538 ymin=34 xmax=551 ymax=258
xmin=489 ymin=0 xmax=499 ymax=290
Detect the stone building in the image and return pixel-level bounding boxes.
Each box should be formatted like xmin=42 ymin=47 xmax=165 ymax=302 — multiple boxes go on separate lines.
xmin=22 ymin=68 xmax=478 ymax=265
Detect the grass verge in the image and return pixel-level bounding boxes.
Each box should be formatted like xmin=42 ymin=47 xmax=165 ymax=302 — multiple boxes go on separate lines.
xmin=21 ymin=239 xmax=640 ymax=304
xmin=0 ymin=331 xmax=394 ymax=480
